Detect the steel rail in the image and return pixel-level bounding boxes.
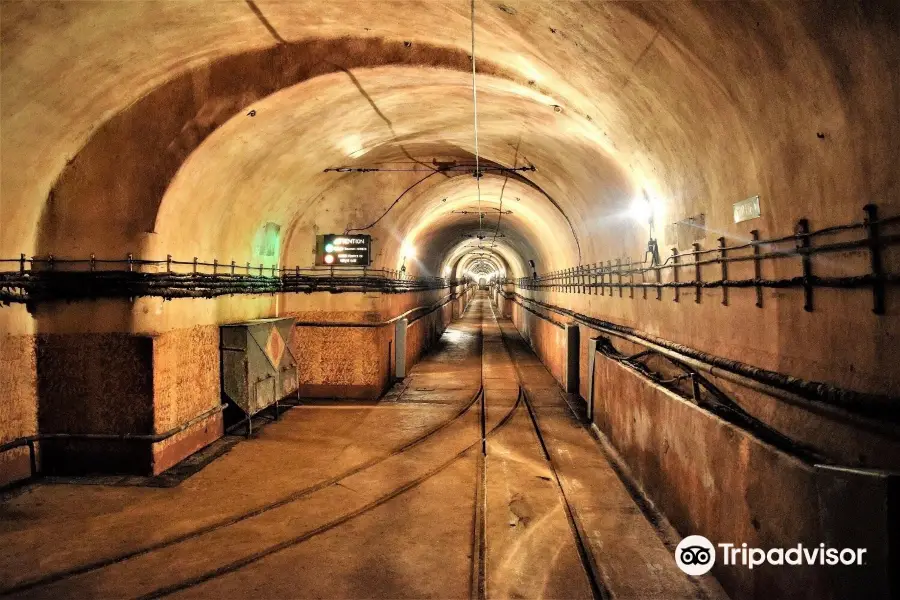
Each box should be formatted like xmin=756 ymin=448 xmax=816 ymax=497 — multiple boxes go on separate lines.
xmin=488 ymin=299 xmax=608 ymax=600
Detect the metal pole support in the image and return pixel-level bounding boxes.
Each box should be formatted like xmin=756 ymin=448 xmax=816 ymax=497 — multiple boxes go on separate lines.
xmin=586 ymin=337 xmax=600 ymax=423
xmin=564 ymin=322 xmax=580 ymax=394
xmin=394 ymin=318 xmax=408 ymax=379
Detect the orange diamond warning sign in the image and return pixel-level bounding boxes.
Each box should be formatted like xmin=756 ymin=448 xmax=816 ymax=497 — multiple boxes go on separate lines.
xmin=264 ymin=326 xmax=285 ymax=366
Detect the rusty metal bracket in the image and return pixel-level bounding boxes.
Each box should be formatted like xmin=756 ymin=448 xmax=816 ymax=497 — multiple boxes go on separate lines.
xmin=693 ymin=243 xmax=702 ymax=304
xmin=864 ymin=204 xmax=885 ymax=315
xmin=671 ymin=249 xmax=679 ymax=303
xmin=718 ymin=237 xmax=728 ymax=306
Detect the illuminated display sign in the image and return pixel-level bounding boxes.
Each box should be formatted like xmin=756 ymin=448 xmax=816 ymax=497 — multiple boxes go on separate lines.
xmin=316 ymin=234 xmax=372 ymax=266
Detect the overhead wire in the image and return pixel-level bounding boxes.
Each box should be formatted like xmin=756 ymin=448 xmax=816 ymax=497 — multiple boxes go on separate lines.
xmin=471 ymin=0 xmax=482 ymax=237
xmin=489 ymin=136 xmax=520 ymax=250
xmin=344 ymin=170 xmax=441 ymax=234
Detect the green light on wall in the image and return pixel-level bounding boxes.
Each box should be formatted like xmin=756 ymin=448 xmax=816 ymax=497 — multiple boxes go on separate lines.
xmin=255 ymin=222 xmax=281 ymax=258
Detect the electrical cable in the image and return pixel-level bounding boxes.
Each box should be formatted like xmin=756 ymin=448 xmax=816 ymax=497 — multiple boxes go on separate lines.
xmin=471 ymin=0 xmax=482 ymax=236
xmin=344 ymin=170 xmax=440 ymax=234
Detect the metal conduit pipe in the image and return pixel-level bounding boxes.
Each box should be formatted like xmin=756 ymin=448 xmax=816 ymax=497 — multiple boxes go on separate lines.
xmin=503 ymin=292 xmax=900 ymax=436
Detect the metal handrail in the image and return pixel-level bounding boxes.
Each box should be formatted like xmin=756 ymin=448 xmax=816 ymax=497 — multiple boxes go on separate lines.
xmin=509 ymin=204 xmax=897 ymax=314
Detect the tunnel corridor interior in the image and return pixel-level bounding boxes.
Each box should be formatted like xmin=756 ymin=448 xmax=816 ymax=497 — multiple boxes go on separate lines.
xmin=1 ymin=1 xmax=899 ymax=599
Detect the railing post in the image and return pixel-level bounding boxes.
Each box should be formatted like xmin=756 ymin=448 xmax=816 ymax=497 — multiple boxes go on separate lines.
xmin=213 ymin=259 xmax=218 ymax=275
xmin=671 ymin=248 xmax=679 ymax=302
xmin=751 ymin=230 xmax=763 ymax=307
xmin=718 ymin=237 xmax=728 ymax=306
xmin=19 ymin=253 xmax=26 ymax=273
xmin=655 ymin=254 xmax=662 ymax=301
xmin=167 ymin=254 xmax=173 ymax=273
xmin=863 ymin=204 xmax=885 ymax=315
xmin=616 ymin=258 xmax=623 ymax=297
xmin=127 ymin=253 xmax=134 ymax=273
xmin=607 ymin=260 xmax=613 ymax=296
xmin=90 ymin=253 xmax=96 ymax=272
xmin=628 ymin=257 xmax=634 ymax=299
xmin=231 ymin=260 xmax=236 ymax=275
xmin=641 ymin=259 xmax=647 ymax=300
xmin=27 ymin=439 xmax=37 ymax=477
xmin=796 ymin=218 xmax=813 ymax=312
xmin=599 ymin=263 xmax=604 ymax=296
xmin=193 ymin=257 xmax=198 ymax=274
xmin=692 ymin=243 xmax=701 ymax=304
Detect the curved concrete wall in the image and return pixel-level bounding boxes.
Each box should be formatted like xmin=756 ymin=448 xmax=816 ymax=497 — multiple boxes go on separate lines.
xmin=1 ymin=1 xmax=897 ymax=506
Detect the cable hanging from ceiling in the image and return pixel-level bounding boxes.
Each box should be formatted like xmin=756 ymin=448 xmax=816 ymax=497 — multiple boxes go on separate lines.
xmin=470 ymin=0 xmax=483 ymax=236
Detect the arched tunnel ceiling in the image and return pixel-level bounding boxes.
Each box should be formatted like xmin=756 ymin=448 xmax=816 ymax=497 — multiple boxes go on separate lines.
xmin=2 ymin=1 xmax=898 ymax=282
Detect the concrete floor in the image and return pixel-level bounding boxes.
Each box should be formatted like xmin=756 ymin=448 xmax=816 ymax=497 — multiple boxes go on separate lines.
xmin=0 ymin=294 xmax=724 ymax=599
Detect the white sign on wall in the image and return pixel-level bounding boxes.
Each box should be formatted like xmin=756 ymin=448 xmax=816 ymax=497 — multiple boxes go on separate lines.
xmin=733 ymin=195 xmax=761 ymax=223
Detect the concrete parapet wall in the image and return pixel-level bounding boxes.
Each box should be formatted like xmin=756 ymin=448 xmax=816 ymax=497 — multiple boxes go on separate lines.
xmin=508 ymin=293 xmax=898 ymax=600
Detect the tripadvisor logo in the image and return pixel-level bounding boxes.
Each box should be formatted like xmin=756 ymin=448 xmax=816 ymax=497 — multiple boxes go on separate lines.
xmin=675 ymin=535 xmax=868 ymax=576
xmin=676 ymin=536 xmax=716 ymax=576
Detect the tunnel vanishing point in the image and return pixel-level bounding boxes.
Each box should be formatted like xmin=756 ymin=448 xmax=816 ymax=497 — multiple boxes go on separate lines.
xmin=1 ymin=1 xmax=899 ymax=599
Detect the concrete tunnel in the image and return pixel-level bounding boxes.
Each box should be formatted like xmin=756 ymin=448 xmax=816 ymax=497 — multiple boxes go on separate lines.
xmin=0 ymin=1 xmax=898 ymax=598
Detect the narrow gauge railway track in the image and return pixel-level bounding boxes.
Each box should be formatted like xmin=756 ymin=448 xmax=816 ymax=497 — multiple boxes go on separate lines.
xmin=138 ymin=387 xmax=524 ymax=600
xmin=1 ymin=301 xmax=489 ymax=598
xmin=487 ymin=301 xmax=609 ymax=600
xmin=135 ymin=297 xmax=514 ymax=600
xmin=469 ymin=315 xmax=492 ymax=600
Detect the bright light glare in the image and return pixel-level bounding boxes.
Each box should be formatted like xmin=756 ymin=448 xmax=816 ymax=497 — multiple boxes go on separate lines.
xmin=338 ymin=134 xmax=367 ymax=158
xmin=628 ymin=197 xmax=653 ymax=224
xmin=517 ymin=57 xmax=544 ymax=83
xmin=401 ymin=242 xmax=416 ymax=258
